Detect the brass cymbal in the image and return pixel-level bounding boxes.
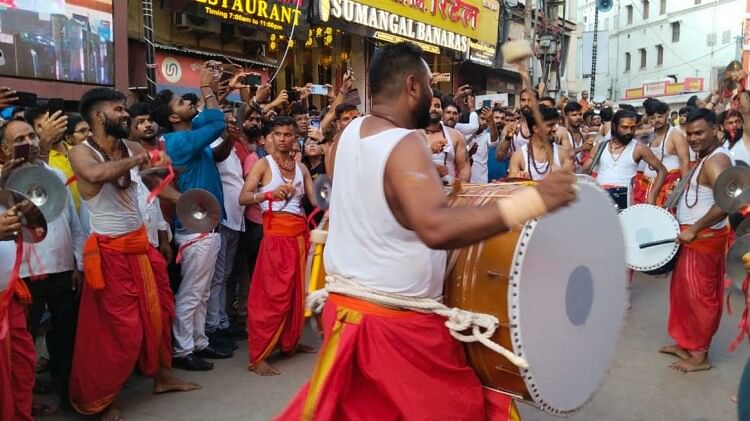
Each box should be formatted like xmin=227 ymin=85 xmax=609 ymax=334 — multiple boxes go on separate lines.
xmin=0 ymin=189 xmax=47 ymax=243
xmin=736 ymin=217 xmax=750 ymax=238
xmin=726 ymin=234 xmax=750 ymax=289
xmin=5 ymin=165 xmax=66 ymax=222
xmin=176 ymin=188 xmax=220 ymax=234
xmin=313 ymin=174 xmax=331 ymax=210
xmin=713 ymin=166 xmax=750 ymax=214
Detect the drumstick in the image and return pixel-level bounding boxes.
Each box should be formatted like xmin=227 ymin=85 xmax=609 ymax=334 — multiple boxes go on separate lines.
xmin=639 ymin=233 xmax=715 ymax=249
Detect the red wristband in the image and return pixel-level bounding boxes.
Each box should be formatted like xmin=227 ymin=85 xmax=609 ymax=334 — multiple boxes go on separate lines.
xmin=264 ymin=191 xmax=274 ymax=202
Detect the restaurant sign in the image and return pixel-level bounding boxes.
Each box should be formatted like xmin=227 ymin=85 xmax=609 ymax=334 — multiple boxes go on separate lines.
xmin=315 ymin=0 xmax=499 ymax=54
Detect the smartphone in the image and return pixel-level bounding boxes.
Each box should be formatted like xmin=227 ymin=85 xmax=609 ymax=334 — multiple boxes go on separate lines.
xmin=310 ymin=117 xmax=321 ymax=129
xmin=286 ymin=89 xmax=300 ymax=102
xmin=233 ymin=102 xmax=247 ymax=128
xmin=14 ymin=142 xmax=30 ymax=162
xmin=14 ymin=91 xmax=37 ymax=109
xmin=310 ymin=84 xmax=329 ymax=96
xmin=245 ymin=74 xmax=261 ymax=86
xmin=47 ymin=98 xmax=65 ymax=113
xmin=220 ymin=70 xmax=233 ymax=84
xmin=344 ymin=88 xmax=361 ymax=106
xmin=482 ymin=99 xmax=492 ymax=108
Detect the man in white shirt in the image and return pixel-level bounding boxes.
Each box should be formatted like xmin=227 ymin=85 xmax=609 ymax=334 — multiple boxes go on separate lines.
xmin=466 ymin=107 xmax=499 ymax=183
xmin=0 ymin=119 xmax=84 ymax=410
xmin=205 ymin=119 xmax=247 ymax=351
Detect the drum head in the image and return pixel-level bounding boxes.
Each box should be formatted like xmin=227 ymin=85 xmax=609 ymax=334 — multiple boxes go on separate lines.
xmin=509 ymin=179 xmax=627 ymax=414
xmin=619 ymin=205 xmax=680 ymax=272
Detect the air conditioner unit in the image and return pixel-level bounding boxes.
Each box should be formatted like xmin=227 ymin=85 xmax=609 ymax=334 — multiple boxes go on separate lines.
xmin=173 ymin=13 xmax=221 ymax=34
xmin=234 ymin=26 xmax=265 ymax=42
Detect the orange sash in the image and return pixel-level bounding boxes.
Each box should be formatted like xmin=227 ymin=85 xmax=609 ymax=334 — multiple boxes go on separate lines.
xmin=263 ymin=212 xmax=308 ymax=237
xmin=680 ymin=225 xmax=731 ymax=255
xmin=83 ymin=226 xmax=149 ymax=290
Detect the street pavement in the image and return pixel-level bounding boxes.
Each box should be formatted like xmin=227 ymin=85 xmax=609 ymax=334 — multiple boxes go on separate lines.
xmin=48 ymin=272 xmax=749 ymax=421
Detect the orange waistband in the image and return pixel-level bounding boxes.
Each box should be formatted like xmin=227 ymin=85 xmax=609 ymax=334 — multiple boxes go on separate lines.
xmin=83 ymin=226 xmax=149 ymax=290
xmin=263 ymin=212 xmax=308 ymax=236
xmin=679 ymin=224 xmax=731 ymax=254
xmin=329 ymin=293 xmax=418 ymax=318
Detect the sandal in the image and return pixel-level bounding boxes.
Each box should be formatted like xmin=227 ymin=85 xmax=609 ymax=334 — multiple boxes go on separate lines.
xmin=33 ymin=380 xmax=53 ymax=395
xmin=31 ymin=401 xmax=58 ymax=417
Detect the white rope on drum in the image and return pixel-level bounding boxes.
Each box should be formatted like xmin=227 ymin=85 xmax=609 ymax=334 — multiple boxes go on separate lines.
xmin=306 ymin=274 xmax=529 ymax=369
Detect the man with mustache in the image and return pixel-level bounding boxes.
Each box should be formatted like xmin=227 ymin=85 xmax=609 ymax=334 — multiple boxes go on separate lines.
xmin=68 ymin=88 xmax=198 ymax=420
xmin=0 ymin=118 xmax=83 ymax=416
xmin=662 ymin=108 xmax=734 ymax=373
xmin=424 ymin=97 xmax=470 ymax=183
xmin=582 ymin=109 xmax=666 ymax=209
xmin=559 ymin=101 xmax=594 ymax=173
xmin=631 ymin=100 xmax=690 ymax=206
xmin=509 ymin=106 xmax=574 ymax=180
xmin=277 ymin=41 xmax=577 ymax=421
xmin=495 ymin=89 xmax=535 ymax=162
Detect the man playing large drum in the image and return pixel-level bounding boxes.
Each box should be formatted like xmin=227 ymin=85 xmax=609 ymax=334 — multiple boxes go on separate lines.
xmin=276 ymin=42 xmax=577 ymax=420
xmin=663 ymin=108 xmax=734 ymax=372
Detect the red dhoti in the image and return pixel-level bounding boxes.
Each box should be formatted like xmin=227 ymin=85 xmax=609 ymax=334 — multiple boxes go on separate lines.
xmin=275 ymin=294 xmax=519 ymax=421
xmin=0 ymin=282 xmax=35 ymax=421
xmin=668 ymin=225 xmax=731 ymax=352
xmin=630 ymin=170 xmax=681 ymax=206
xmin=248 ymin=213 xmax=308 ymax=368
xmin=70 ymin=226 xmax=174 ymax=415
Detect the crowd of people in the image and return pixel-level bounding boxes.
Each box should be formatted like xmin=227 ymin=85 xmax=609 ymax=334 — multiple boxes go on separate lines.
xmin=0 ymin=40 xmax=748 ymax=420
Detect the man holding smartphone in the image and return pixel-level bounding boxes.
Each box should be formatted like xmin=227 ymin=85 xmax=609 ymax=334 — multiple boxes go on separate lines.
xmin=466 ymin=107 xmax=499 ymax=183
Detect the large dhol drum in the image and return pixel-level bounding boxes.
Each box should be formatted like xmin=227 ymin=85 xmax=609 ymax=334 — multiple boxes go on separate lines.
xmin=444 ymin=179 xmax=627 ymax=415
xmin=619 ymin=204 xmax=680 ymax=274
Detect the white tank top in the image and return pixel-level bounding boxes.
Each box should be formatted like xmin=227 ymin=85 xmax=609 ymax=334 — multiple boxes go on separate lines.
xmin=644 ymin=128 xmax=680 ymax=177
xmin=521 ymin=143 xmax=561 ymax=181
xmin=430 ymin=125 xmax=456 ymax=179
xmin=731 ymin=139 xmax=750 ymax=166
xmin=596 ymin=140 xmax=639 ymax=187
xmin=677 ymin=147 xmax=733 ymax=228
xmin=325 ymin=117 xmax=446 ymax=299
xmin=81 ymin=141 xmax=143 ymax=236
xmin=512 ymin=130 xmax=530 ymax=153
xmin=258 ymin=156 xmax=305 ymax=216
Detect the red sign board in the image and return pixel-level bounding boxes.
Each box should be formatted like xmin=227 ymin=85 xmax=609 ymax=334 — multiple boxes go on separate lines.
xmin=155 ymin=52 xmax=269 ymax=95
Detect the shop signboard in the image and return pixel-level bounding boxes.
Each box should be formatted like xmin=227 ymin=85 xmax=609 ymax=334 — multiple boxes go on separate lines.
xmin=313 ymin=0 xmax=499 ymax=55
xmin=165 ymin=0 xmax=310 ymax=40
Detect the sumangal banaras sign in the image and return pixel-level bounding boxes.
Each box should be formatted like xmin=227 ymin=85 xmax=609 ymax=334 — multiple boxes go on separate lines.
xmin=173 ymin=0 xmax=310 ymax=39
xmin=313 ymin=0 xmax=500 ymax=55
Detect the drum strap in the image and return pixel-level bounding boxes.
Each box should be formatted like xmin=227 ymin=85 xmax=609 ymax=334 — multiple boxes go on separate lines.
xmin=664 ymin=164 xmax=699 ymax=210
xmin=588 ymin=139 xmax=610 ymax=175
xmin=306 ymin=274 xmax=529 ymax=369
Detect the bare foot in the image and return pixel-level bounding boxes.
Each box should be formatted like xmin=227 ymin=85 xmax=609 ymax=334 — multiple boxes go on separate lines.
xmin=154 ymin=370 xmax=201 ymax=394
xmin=732 ymin=395 xmax=738 ymax=403
xmin=296 ymin=344 xmax=318 ymax=354
xmin=250 ymin=360 xmax=280 ymax=376
xmin=670 ymin=355 xmax=711 ymax=373
xmin=659 ymin=344 xmax=690 ymax=360
xmin=102 ymin=406 xmax=123 ymax=421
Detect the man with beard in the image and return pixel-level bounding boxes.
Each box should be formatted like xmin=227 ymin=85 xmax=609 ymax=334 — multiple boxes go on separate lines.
xmin=509 ymin=106 xmax=574 ymax=180
xmin=68 ymin=88 xmax=199 ymax=420
xmin=662 ymin=108 xmax=733 ymax=373
xmin=718 ymin=110 xmax=744 ymax=149
xmin=149 ymin=73 xmax=232 ymax=368
xmin=276 ymin=41 xmax=578 ymax=420
xmin=558 ymin=101 xmax=594 ymax=172
xmin=583 ymin=109 xmax=667 ymax=208
xmin=238 ymin=116 xmax=318 ymax=376
xmin=466 ymin=107 xmax=499 ymax=183
xmin=502 ymin=89 xmax=535 ymax=159
xmin=631 ymin=100 xmax=690 ymax=206
xmin=426 ymin=99 xmax=470 ymax=183
xmin=128 ymin=102 xmax=174 ymax=262
xmin=0 ymin=119 xmax=83 ymax=415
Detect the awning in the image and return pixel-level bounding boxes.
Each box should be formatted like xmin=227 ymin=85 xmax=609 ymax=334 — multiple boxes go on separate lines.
xmin=153 ymin=42 xmax=278 ymax=68
xmin=618 ymin=91 xmax=711 ymax=110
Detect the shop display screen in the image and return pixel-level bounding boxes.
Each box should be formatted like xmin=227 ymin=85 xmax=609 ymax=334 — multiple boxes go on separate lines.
xmin=0 ymin=0 xmax=114 ymax=85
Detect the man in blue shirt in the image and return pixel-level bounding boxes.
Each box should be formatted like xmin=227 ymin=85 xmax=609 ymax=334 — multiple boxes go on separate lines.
xmin=150 ymin=64 xmax=232 ymax=371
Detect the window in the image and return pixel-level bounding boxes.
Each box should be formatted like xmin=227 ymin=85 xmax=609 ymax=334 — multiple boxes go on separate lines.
xmin=671 ymin=22 xmax=680 ymax=42
xmin=625 ymin=52 xmax=631 ymax=72
xmin=707 ymin=33 xmax=717 ymax=47
xmin=656 ymin=45 xmax=663 ymax=65
xmin=639 ymin=48 xmax=647 ymax=68
xmin=642 ymin=0 xmax=649 ymax=19
xmin=723 ymin=30 xmax=731 ymax=44
xmin=660 ymin=0 xmax=666 ymax=14
xmin=626 ymin=5 xmax=633 ymax=24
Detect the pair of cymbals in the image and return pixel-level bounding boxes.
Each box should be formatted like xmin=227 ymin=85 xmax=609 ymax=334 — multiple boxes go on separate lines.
xmin=0 ymin=189 xmax=47 ymax=243
xmin=176 ymin=189 xmax=221 ymax=234
xmin=714 ymin=166 xmax=750 ymax=214
xmin=4 ymin=165 xmax=67 ymax=222
xmin=313 ymin=175 xmax=331 ymax=211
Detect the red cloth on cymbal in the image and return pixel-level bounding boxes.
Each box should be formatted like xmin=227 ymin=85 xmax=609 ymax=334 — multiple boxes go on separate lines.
xmin=275 ymin=294 xmax=519 ymax=421
xmin=70 ymin=232 xmax=174 ymax=415
xmin=0 ymin=296 xmax=35 ymax=421
xmin=247 ymin=213 xmax=308 ymax=368
xmin=668 ymin=225 xmax=731 ymax=352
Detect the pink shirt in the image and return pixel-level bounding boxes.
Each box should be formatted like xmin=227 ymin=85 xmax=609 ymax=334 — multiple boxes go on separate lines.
xmin=243 ymin=152 xmax=263 ymax=224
